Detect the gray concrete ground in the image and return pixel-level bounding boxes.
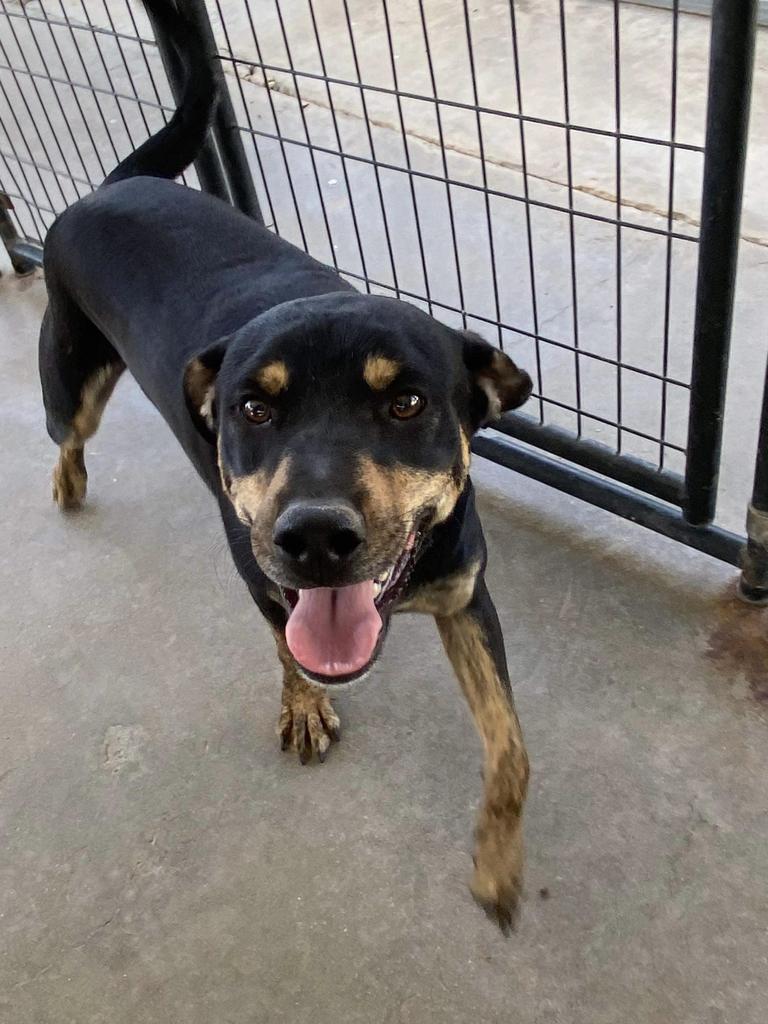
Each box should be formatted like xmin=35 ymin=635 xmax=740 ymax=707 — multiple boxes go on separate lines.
xmin=2 ymin=270 xmax=768 ymax=1024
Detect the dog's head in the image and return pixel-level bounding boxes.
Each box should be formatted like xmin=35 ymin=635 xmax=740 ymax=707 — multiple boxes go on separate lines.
xmin=185 ymin=293 xmax=531 ymax=684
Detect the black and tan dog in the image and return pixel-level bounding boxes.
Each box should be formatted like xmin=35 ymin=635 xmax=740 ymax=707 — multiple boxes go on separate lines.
xmin=38 ymin=0 xmax=532 ymax=931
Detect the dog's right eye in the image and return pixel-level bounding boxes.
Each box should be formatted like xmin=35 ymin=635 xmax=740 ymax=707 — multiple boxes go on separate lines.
xmin=241 ymin=399 xmax=272 ymax=425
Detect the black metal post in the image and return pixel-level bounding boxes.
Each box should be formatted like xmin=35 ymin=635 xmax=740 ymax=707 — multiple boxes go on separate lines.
xmin=739 ymin=357 xmax=768 ymax=604
xmin=683 ymin=0 xmax=757 ymax=525
xmin=184 ymin=0 xmax=265 ymax=224
xmin=145 ymin=0 xmax=232 ymax=205
xmin=0 ymin=195 xmax=36 ymax=276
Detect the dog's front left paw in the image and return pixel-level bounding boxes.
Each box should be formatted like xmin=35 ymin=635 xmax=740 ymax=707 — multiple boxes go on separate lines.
xmin=277 ymin=683 xmax=341 ymax=764
xmin=470 ymin=829 xmax=524 ymax=935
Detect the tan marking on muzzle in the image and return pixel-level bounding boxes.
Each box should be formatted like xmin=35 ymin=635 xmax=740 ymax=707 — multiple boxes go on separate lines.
xmin=219 ymin=446 xmax=292 ymax=529
xmin=355 ymin=453 xmax=466 ymax=573
xmin=363 ymin=355 xmax=401 ymax=391
xmin=255 ymin=360 xmax=289 ymax=396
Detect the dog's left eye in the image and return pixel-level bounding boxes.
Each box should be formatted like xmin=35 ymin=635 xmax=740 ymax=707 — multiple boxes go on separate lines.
xmin=241 ymin=399 xmax=272 ymax=425
xmin=390 ymin=393 xmax=426 ymax=420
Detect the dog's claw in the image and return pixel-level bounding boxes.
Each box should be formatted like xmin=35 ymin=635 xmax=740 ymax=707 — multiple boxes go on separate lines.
xmin=473 ymin=891 xmax=519 ymax=936
xmin=470 ymin=848 xmax=523 ymax=936
xmin=471 ymin=883 xmax=521 ymax=936
xmin=327 ymin=722 xmax=341 ymax=743
xmin=277 ymin=685 xmax=340 ymax=764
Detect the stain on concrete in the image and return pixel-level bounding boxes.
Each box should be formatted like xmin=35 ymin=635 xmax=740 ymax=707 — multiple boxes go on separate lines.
xmin=101 ymin=725 xmax=147 ymax=775
xmin=707 ymin=590 xmax=768 ymax=702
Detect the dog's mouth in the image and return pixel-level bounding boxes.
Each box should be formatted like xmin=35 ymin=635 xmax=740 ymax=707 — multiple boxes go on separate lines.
xmin=279 ymin=529 xmax=421 ymax=685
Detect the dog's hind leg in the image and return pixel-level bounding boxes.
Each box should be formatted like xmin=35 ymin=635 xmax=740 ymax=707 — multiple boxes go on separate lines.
xmin=39 ymin=294 xmax=124 ymax=511
xmin=435 ymin=576 xmax=529 ymax=934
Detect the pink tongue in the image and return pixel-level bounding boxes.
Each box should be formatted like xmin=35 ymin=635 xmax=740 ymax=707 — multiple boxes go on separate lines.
xmin=285 ymin=581 xmax=382 ymax=678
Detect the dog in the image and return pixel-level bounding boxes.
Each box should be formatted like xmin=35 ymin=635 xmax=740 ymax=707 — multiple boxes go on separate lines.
xmin=38 ymin=0 xmax=532 ymax=932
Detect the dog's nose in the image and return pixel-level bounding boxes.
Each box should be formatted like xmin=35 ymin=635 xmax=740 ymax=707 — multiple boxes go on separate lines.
xmin=273 ymin=501 xmax=365 ymax=570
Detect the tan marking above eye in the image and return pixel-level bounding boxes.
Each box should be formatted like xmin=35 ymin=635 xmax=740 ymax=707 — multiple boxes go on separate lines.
xmin=255 ymin=360 xmax=289 ymax=396
xmin=363 ymin=355 xmax=401 ymax=391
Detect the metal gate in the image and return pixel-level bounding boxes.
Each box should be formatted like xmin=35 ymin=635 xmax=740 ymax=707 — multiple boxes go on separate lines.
xmin=1 ymin=0 xmax=766 ymax=602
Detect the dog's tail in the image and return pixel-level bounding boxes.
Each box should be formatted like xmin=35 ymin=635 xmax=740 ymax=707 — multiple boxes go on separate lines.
xmin=103 ymin=0 xmax=217 ymax=186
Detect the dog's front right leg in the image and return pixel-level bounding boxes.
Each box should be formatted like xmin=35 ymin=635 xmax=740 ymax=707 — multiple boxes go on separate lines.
xmin=218 ymin=498 xmax=341 ymax=764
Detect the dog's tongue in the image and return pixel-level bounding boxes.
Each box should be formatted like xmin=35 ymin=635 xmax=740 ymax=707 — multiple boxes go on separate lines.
xmin=285 ymin=582 xmax=382 ymax=678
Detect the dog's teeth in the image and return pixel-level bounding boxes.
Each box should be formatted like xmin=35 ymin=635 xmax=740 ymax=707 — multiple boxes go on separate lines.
xmin=376 ymin=570 xmax=390 ymax=583
xmin=373 ymin=581 xmax=383 ymax=597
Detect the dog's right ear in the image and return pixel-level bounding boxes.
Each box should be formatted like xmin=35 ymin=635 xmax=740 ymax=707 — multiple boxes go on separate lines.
xmin=183 ymin=338 xmax=228 ymax=443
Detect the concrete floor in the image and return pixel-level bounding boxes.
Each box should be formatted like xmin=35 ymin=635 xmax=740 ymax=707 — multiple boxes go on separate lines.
xmin=2 ymin=269 xmax=768 ymax=1023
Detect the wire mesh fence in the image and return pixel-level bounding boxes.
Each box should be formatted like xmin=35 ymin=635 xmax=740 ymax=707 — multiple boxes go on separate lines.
xmin=211 ymin=0 xmax=710 ymax=481
xmin=0 ymin=0 xmax=764 ymax=576
xmin=0 ymin=0 xmax=199 ymax=237
xmin=0 ymin=0 xmax=707 ymax=471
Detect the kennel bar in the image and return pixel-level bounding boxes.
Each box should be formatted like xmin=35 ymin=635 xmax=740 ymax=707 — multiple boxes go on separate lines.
xmin=494 ymin=412 xmax=684 ymax=506
xmin=683 ymin=0 xmax=758 ymax=526
xmin=182 ymin=0 xmax=264 ymax=223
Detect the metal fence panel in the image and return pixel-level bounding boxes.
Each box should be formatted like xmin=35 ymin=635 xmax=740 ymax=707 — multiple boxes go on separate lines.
xmin=207 ymin=0 xmax=699 ymax=477
xmin=0 ymin=2 xmax=199 ymax=225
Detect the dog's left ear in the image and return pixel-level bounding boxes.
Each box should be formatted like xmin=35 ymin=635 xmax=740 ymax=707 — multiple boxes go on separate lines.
xmin=460 ymin=330 xmax=533 ymax=429
xmin=183 ymin=337 xmax=229 ymax=443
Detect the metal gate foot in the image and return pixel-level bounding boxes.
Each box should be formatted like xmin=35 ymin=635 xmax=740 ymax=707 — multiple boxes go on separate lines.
xmin=738 ymin=504 xmax=768 ymax=606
